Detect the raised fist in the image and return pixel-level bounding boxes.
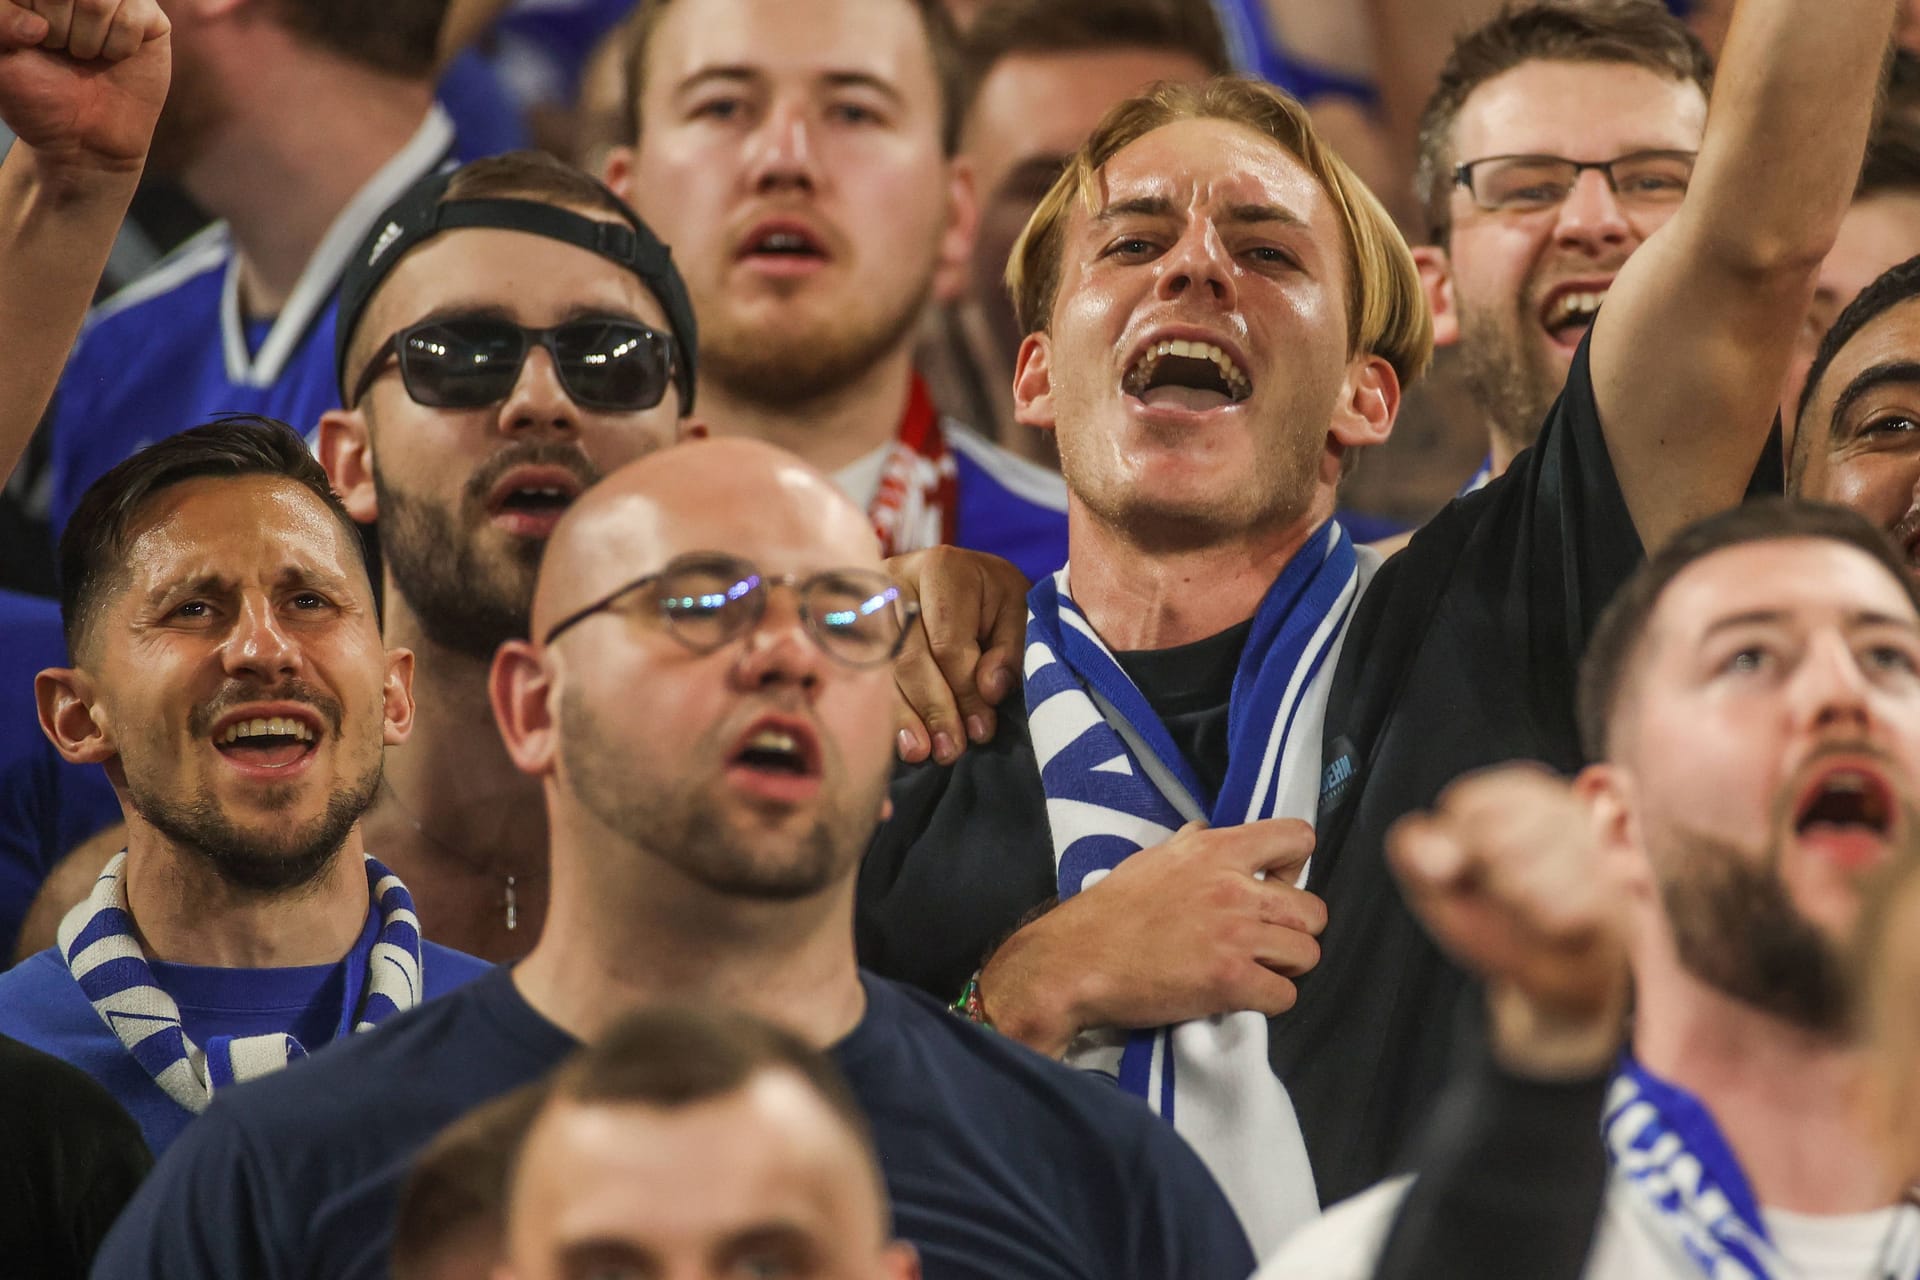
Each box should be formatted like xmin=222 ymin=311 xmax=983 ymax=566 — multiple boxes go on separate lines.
xmin=0 ymin=0 xmax=170 ymax=175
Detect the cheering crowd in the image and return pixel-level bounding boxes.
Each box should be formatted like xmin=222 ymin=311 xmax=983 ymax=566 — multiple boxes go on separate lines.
xmin=4 ymin=0 xmax=1920 ymax=1276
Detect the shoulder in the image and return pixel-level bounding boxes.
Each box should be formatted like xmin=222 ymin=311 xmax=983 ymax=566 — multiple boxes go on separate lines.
xmin=419 ymin=943 xmax=495 ymax=996
xmin=945 ymin=420 xmax=1069 ymax=513
xmin=0 ymin=947 xmax=86 ymax=1011
xmin=1257 ymin=1177 xmax=1411 ymax=1279
xmin=82 ymin=224 xmax=232 ymax=333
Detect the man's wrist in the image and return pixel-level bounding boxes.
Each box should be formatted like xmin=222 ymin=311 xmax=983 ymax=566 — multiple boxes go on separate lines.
xmin=978 ymin=930 xmax=1081 ymax=1059
xmin=1487 ymin=983 xmax=1628 ymax=1082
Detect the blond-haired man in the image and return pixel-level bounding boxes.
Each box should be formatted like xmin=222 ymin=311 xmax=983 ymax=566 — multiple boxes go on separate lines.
xmin=861 ymin=0 xmax=1891 ymax=1245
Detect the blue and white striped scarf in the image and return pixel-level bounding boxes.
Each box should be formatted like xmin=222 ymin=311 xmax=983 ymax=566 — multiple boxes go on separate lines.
xmin=1023 ymin=518 xmax=1366 ymax=1256
xmin=1606 ymin=1060 xmax=1920 ymax=1278
xmin=55 ymin=851 xmax=425 ymax=1111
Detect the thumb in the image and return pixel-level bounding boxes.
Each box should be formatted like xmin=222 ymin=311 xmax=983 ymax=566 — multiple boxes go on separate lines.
xmin=0 ymin=5 xmax=50 ymax=47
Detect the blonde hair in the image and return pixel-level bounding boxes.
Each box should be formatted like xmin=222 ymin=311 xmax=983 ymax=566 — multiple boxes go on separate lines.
xmin=1007 ymin=77 xmax=1433 ymax=389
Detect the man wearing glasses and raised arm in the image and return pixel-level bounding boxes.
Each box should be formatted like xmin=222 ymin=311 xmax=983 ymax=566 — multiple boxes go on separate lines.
xmin=1410 ymin=1 xmax=1715 ymax=493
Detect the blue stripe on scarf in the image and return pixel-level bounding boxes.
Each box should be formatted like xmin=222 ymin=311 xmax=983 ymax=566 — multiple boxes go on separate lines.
xmin=1025 ymin=521 xmax=1358 ymax=1118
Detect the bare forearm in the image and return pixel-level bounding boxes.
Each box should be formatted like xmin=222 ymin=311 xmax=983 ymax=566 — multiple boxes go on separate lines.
xmin=0 ymin=144 xmax=140 ymax=486
xmin=1686 ymin=0 xmax=1893 ymax=274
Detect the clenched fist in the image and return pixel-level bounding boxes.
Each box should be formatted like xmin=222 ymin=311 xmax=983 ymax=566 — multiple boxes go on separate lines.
xmin=1 ymin=0 xmax=169 ymax=177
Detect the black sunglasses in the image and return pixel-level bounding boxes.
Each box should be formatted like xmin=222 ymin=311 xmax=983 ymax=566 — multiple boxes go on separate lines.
xmin=348 ymin=315 xmax=681 ymax=413
xmin=542 ymin=552 xmax=919 ymax=669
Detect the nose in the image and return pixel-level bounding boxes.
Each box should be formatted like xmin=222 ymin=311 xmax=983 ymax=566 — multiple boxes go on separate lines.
xmin=1792 ymin=629 xmax=1875 ymax=736
xmin=1553 ymin=168 xmax=1633 ymax=255
xmin=744 ymin=99 xmax=818 ymax=195
xmin=495 ymin=343 xmax=582 ymax=438
xmin=729 ymin=583 xmax=824 ymax=694
xmin=1154 ymin=220 xmax=1238 ymax=310
xmin=222 ymin=593 xmax=301 ymax=682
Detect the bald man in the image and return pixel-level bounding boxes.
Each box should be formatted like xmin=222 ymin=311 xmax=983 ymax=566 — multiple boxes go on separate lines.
xmin=96 ymin=438 xmax=1255 ymax=1280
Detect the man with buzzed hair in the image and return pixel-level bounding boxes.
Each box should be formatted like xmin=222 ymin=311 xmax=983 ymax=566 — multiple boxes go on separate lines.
xmin=496 ymin=1007 xmax=921 ymax=1280
xmin=601 ymin=0 xmax=1072 ymax=592
xmin=98 ymin=438 xmax=1253 ymax=1280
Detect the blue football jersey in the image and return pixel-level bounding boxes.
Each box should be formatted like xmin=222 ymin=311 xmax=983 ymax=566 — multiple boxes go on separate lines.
xmin=46 ymin=107 xmax=464 ymax=534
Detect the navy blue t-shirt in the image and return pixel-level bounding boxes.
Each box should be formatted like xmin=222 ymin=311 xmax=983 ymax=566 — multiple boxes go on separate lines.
xmin=0 ymin=590 xmax=119 ymax=958
xmin=93 ymin=968 xmax=1255 ymax=1280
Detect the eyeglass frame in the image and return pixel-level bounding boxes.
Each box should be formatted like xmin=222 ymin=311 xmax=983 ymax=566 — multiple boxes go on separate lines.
xmin=346 ymin=313 xmax=684 ymax=412
xmin=540 ymin=552 xmax=921 ymax=668
xmin=1450 ymin=148 xmax=1699 ymax=213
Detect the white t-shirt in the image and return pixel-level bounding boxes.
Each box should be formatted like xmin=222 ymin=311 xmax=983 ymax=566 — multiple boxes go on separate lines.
xmin=1261 ymin=1176 xmax=1912 ymax=1279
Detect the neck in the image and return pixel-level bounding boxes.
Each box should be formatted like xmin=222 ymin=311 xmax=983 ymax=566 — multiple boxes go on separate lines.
xmin=1066 ymin=499 xmax=1330 ymax=650
xmin=183 ymin=57 xmax=432 ymax=318
xmin=120 ymin=825 xmax=369 ymax=968
xmin=514 ymin=805 xmax=868 ymax=1051
xmin=701 ymin=347 xmax=913 ymax=476
xmin=361 ymin=591 xmax=549 ymax=962
xmin=1635 ymin=973 xmax=1903 ymax=1214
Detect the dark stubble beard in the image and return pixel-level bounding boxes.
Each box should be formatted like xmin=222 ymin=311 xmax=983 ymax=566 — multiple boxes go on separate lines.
xmin=557 ymin=685 xmax=887 ymax=901
xmin=1658 ymin=829 xmax=1853 ymax=1038
xmin=374 ymin=442 xmax=602 ymax=661
xmin=124 ymin=758 xmax=382 ymax=897
xmin=1453 ymin=300 xmax=1564 ymax=462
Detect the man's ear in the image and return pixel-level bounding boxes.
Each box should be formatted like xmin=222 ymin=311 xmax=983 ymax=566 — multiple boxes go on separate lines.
xmin=1413 ymin=245 xmax=1461 ymax=349
xmin=1328 ymin=354 xmax=1399 ymax=453
xmin=932 ymin=156 xmax=980 ymax=306
xmin=1011 ymin=333 xmax=1057 ymax=432
xmin=491 ymin=641 xmax=560 ymax=778
xmin=318 ymin=407 xmax=380 ymax=523
xmin=36 ymin=667 xmax=115 ymax=766
xmin=602 ymin=144 xmax=636 ymax=201
xmin=382 ymin=648 xmax=417 ymax=747
xmin=1574 ymin=763 xmax=1655 ymax=903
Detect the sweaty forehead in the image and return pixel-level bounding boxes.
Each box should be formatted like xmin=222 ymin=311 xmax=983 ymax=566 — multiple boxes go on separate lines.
xmin=644 ymin=0 xmax=934 ymax=101
xmin=1651 ymin=539 xmax=1919 ymax=651
xmin=1089 ymin=118 xmax=1332 ymax=224
xmin=122 ymin=475 xmax=366 ymax=598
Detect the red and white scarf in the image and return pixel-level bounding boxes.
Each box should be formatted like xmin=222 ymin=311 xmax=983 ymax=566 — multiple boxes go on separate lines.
xmin=869 ymin=375 xmax=960 ymax=557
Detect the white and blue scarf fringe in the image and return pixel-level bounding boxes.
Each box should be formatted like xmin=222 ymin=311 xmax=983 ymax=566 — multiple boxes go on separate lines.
xmin=1024 ymin=518 xmax=1364 ymax=1255
xmin=1607 ymin=1060 xmax=1920 ymax=1278
xmin=56 ymin=852 xmax=425 ymax=1110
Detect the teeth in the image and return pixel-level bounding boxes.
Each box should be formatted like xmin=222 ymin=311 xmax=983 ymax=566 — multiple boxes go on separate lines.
xmin=748 ymin=729 xmax=798 ymax=754
xmin=1548 ymin=289 xmax=1609 ymax=328
xmin=219 ymin=717 xmax=316 ymax=744
xmin=759 ymin=232 xmax=811 ymax=253
xmin=1124 ymin=339 xmax=1252 ymax=400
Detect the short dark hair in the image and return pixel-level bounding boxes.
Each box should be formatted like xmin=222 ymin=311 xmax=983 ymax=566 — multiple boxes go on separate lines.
xmin=621 ymin=0 xmax=966 ymax=154
xmin=1791 ymin=253 xmax=1920 ymax=491
xmin=58 ymin=416 xmax=370 ymax=660
xmin=958 ymin=0 xmax=1230 ymax=126
xmin=510 ymin=1006 xmax=886 ymax=1210
xmin=1415 ymin=0 xmax=1712 ymax=241
xmin=1576 ymin=498 xmax=1920 ymax=761
xmin=268 ymin=0 xmax=448 ymax=78
xmin=1858 ymin=123 xmax=1920 ymax=203
xmin=392 ymin=1084 xmax=546 ymax=1280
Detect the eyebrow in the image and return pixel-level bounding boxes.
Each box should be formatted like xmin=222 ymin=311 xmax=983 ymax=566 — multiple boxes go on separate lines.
xmin=1093 ymin=197 xmax=1305 ymax=228
xmin=1702 ymin=607 xmax=1920 ymax=637
xmin=674 ymin=65 xmax=904 ymax=108
xmin=1829 ymin=360 xmax=1920 ymax=442
xmin=143 ymin=564 xmax=352 ymax=608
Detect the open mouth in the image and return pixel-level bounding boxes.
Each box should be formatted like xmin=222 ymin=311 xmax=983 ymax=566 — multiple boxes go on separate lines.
xmin=738 ymin=220 xmax=830 ymax=268
xmin=1792 ymin=763 xmax=1897 ymax=869
xmin=1121 ymin=338 xmax=1252 ymax=412
xmin=486 ymin=466 xmax=586 ymax=533
xmin=728 ymin=721 xmax=822 ymax=778
xmin=212 ymin=711 xmax=322 ymax=770
xmin=1540 ymin=286 xmax=1610 ymax=349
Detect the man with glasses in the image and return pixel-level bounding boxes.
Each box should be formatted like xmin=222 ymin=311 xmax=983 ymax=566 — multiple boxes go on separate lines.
xmin=1411 ymin=1 xmax=1713 ymax=488
xmin=96 ymin=437 xmax=1257 ymax=1280
xmin=311 ymin=152 xmax=698 ymax=961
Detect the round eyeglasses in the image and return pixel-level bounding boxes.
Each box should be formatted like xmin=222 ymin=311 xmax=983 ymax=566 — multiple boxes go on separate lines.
xmin=542 ymin=552 xmax=919 ymax=668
